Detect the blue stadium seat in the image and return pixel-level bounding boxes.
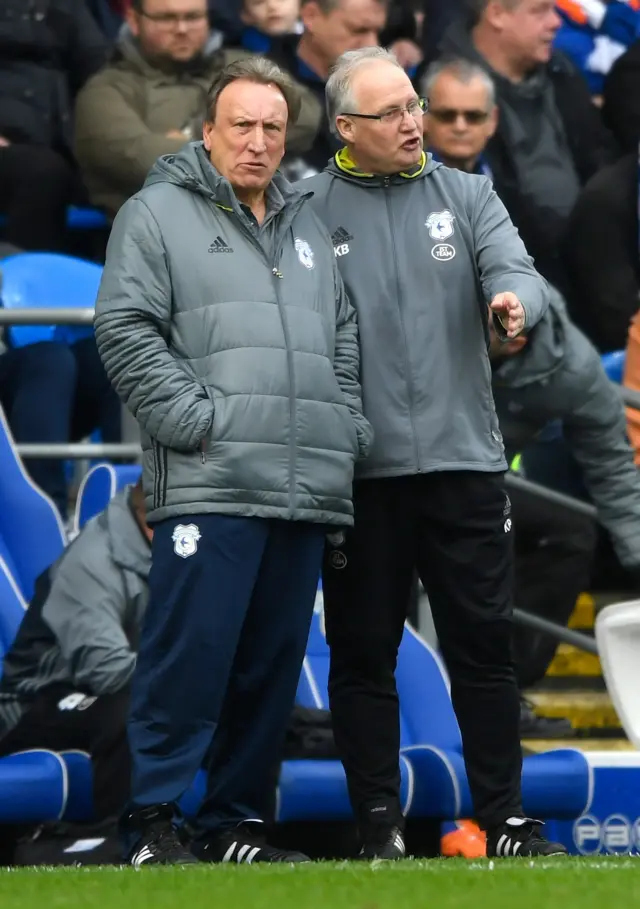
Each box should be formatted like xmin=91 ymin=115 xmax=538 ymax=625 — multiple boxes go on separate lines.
xmin=65 ymin=207 xmax=109 ymax=231
xmin=0 ymin=751 xmax=70 ymax=823
xmin=290 ymin=605 xmax=591 ymax=822
xmin=0 ymin=252 xmax=102 ymax=348
xmin=0 ymin=405 xmax=65 ymax=601
xmin=602 ymin=350 xmax=626 ymax=384
xmin=74 ymin=462 xmax=143 ymax=534
xmin=0 ymin=548 xmax=26 ymax=672
xmin=0 ymin=206 xmax=108 ymax=232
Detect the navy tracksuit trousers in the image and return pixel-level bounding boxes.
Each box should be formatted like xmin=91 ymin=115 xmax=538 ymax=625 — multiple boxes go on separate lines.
xmin=126 ymin=513 xmax=325 ymax=836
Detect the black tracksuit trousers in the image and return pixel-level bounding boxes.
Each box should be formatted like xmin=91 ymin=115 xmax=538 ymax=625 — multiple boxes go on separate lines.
xmin=322 ymin=470 xmax=523 ymax=833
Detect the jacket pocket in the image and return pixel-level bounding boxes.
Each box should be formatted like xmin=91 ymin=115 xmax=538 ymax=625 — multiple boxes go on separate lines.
xmin=339 ymin=404 xmax=360 ymax=458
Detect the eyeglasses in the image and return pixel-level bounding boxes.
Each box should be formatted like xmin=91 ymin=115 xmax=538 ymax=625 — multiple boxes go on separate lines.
xmin=139 ymin=9 xmax=208 ymax=27
xmin=340 ymin=96 xmax=428 ymax=126
xmin=428 ymin=109 xmax=490 ymax=125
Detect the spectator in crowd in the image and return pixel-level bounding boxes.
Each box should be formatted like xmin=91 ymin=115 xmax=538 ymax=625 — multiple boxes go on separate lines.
xmin=421 ymin=58 xmax=498 ymax=175
xmin=491 ymin=287 xmax=640 ymax=594
xmin=95 ymin=57 xmax=370 ymax=866
xmin=438 ymin=0 xmax=617 ymax=291
xmin=421 ymin=58 xmax=580 ymax=737
xmin=0 ymin=252 xmax=121 ymax=522
xmin=602 ymin=36 xmax=640 ymax=150
xmin=75 ymin=0 xmax=322 ymax=216
xmin=554 ymin=0 xmax=640 ymax=96
xmin=0 ymin=482 xmax=149 ymax=829
xmin=0 ymin=0 xmax=107 ymax=251
xmin=305 ymin=47 xmax=565 ymax=859
xmin=564 ymin=152 xmax=639 ymax=353
xmin=624 ymin=309 xmax=640 ymax=464
xmin=230 ymin=0 xmax=303 ymax=52
xmin=268 ymin=0 xmax=389 ymax=171
xmin=87 ymin=0 xmax=129 ymax=41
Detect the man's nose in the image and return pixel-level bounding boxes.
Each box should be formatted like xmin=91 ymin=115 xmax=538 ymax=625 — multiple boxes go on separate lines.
xmin=248 ymin=126 xmax=267 ymax=151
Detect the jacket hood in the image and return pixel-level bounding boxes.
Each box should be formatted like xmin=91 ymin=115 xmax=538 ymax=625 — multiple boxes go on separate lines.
xmin=114 ymin=23 xmax=223 ymax=76
xmin=144 ymin=141 xmax=306 ymax=209
xmin=492 ymin=287 xmax=569 ymax=388
xmin=101 ymin=489 xmax=151 ymax=580
xmin=325 ymin=147 xmax=440 ymax=186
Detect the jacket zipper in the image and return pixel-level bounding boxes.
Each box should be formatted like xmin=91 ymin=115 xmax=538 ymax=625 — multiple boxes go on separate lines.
xmin=383 ymin=178 xmax=421 ymax=471
xmin=211 ymin=199 xmax=304 ymax=516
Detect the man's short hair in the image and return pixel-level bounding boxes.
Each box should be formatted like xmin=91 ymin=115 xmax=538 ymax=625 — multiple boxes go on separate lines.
xmin=205 ymin=57 xmax=302 ymax=124
xmin=420 ymin=58 xmax=496 ymax=108
xmin=326 ymin=46 xmax=404 ymax=137
xmin=130 ymin=0 xmax=142 ymax=10
xmin=465 ymin=0 xmax=521 ymax=25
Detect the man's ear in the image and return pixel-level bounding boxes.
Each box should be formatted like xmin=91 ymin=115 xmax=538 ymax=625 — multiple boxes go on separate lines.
xmin=300 ymin=0 xmax=321 ymax=31
xmin=487 ymin=104 xmax=498 ymax=139
xmin=202 ymin=120 xmax=213 ymax=152
xmin=126 ymin=4 xmax=141 ymax=37
xmin=335 ymin=115 xmax=354 ymax=144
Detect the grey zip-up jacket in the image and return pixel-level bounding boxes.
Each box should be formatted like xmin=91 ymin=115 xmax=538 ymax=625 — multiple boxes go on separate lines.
xmin=493 ymin=290 xmax=640 ymax=572
xmin=95 ymin=143 xmax=371 ymax=525
xmin=302 ymin=151 xmax=549 ymax=478
xmin=0 ymin=491 xmax=149 ymax=739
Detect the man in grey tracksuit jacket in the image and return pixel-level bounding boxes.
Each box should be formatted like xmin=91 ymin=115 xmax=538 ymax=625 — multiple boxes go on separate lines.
xmin=0 ymin=487 xmax=150 ymax=822
xmin=298 ymin=48 xmax=562 ymax=860
xmin=94 ymin=61 xmax=370 ymax=865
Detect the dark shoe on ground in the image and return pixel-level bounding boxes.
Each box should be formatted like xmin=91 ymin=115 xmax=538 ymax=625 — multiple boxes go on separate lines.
xmin=358 ymin=825 xmax=406 ymax=860
xmin=486 ymin=817 xmax=568 ymax=857
xmin=192 ymin=821 xmax=310 ymax=864
xmin=520 ymin=698 xmax=573 ymax=739
xmin=126 ymin=804 xmax=199 ymax=867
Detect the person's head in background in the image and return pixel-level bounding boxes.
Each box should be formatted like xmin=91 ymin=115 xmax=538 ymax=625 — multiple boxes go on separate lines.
xmin=328 ymin=47 xmax=425 ymax=174
xmin=297 ymin=0 xmax=388 ymax=80
xmin=422 ymin=59 xmax=498 ymax=172
xmin=130 ymin=478 xmax=153 ymax=542
xmin=241 ymin=0 xmax=301 ymax=35
xmin=468 ymin=0 xmax=562 ymax=82
xmin=126 ymin=0 xmax=210 ymax=64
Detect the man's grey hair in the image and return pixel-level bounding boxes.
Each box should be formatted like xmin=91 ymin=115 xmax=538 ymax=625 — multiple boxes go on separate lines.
xmin=326 ymin=47 xmax=404 ymax=138
xmin=205 ymin=56 xmax=302 ymax=124
xmin=420 ymin=58 xmax=496 ymax=109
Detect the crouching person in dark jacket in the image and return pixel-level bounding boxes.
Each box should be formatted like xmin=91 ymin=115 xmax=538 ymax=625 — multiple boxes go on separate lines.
xmin=94 ymin=56 xmax=371 ymax=867
xmin=0 ymin=482 xmax=150 ymax=826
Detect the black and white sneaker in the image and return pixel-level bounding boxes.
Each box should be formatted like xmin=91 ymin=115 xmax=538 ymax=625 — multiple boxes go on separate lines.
xmin=192 ymin=821 xmax=311 ymax=864
xmin=359 ymin=825 xmax=406 ymax=860
xmin=126 ymin=804 xmax=199 ymax=867
xmin=487 ymin=817 xmax=568 ymax=857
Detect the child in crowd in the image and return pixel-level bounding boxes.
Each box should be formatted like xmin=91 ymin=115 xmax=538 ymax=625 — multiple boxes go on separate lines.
xmin=238 ymin=0 xmax=302 ymax=52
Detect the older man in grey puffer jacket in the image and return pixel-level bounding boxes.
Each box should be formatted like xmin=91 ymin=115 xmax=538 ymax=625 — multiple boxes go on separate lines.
xmin=94 ymin=57 xmax=371 ymax=867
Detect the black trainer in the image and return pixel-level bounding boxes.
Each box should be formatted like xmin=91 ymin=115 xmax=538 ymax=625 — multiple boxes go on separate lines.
xmin=520 ymin=698 xmax=573 ymax=739
xmin=486 ymin=817 xmax=568 ymax=857
xmin=358 ymin=825 xmax=406 ymax=860
xmin=192 ymin=822 xmax=311 ymax=864
xmin=126 ymin=804 xmax=199 ymax=867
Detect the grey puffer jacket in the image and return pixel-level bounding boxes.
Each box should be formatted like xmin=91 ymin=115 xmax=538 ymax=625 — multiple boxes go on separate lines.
xmin=94 ymin=143 xmax=371 ymax=526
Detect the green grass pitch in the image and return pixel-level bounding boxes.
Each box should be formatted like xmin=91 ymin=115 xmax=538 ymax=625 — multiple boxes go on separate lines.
xmin=1 ymin=858 xmax=640 ymax=909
